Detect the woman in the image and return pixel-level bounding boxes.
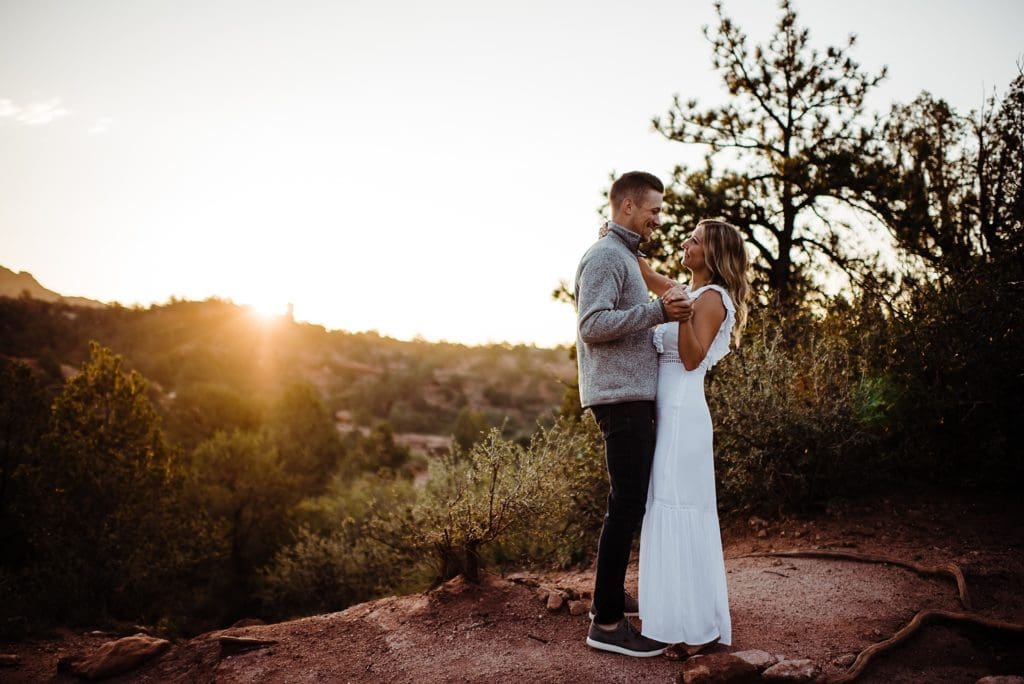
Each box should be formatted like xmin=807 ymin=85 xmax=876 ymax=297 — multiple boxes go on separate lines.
xmin=636 ymin=218 xmax=750 ymax=651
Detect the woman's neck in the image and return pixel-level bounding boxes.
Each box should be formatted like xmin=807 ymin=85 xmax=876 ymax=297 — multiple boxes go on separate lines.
xmin=688 ymin=269 xmax=712 ymax=290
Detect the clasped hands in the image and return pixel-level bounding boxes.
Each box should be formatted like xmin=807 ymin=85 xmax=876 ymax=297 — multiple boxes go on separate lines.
xmin=661 ymin=285 xmax=693 ymax=322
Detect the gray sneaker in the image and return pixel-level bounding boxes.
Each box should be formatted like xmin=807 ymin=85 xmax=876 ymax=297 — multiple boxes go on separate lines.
xmin=588 ymin=591 xmax=639 ymax=620
xmin=585 ymin=618 xmax=667 ymax=658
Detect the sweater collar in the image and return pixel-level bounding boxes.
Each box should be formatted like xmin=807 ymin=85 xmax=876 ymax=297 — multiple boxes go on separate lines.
xmin=606 ymin=222 xmax=644 ymax=254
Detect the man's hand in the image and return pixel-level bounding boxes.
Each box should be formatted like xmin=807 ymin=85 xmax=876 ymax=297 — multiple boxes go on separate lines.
xmin=661 ymin=287 xmax=693 ymax=322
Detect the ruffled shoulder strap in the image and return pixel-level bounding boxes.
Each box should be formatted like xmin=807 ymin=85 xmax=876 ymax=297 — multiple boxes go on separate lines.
xmin=690 ymin=284 xmax=735 ymax=315
xmin=688 ymin=284 xmax=736 ymax=370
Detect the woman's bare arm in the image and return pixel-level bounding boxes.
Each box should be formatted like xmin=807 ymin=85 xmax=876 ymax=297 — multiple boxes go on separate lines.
xmin=638 ymin=257 xmax=678 ymax=297
xmin=677 ymin=290 xmax=726 ymax=371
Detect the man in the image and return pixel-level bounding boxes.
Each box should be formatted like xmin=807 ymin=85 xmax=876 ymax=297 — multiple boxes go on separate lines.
xmin=575 ymin=171 xmax=691 ymax=657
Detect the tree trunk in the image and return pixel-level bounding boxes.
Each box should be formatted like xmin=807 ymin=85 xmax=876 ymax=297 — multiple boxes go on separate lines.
xmin=463 ymin=542 xmax=481 ymax=584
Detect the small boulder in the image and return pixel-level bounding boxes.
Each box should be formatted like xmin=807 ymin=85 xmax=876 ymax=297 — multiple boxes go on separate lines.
xmin=0 ymin=654 xmax=20 ymax=667
xmin=976 ymin=677 xmax=1024 ymax=684
xmin=762 ymin=658 xmax=820 ymax=682
xmin=546 ymin=592 xmax=565 ymax=612
xmin=57 ymin=635 xmax=170 ymax=680
xmin=731 ymin=649 xmax=775 ymax=671
xmin=831 ymin=653 xmax=856 ymax=669
xmin=507 ymin=574 xmax=541 ymax=590
xmin=677 ymin=653 xmax=760 ymax=684
xmin=535 ymin=587 xmax=550 ymax=603
xmin=568 ymin=600 xmax=589 ymax=616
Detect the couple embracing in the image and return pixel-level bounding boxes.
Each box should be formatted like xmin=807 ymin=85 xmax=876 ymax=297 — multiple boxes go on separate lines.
xmin=574 ymin=171 xmax=750 ymax=658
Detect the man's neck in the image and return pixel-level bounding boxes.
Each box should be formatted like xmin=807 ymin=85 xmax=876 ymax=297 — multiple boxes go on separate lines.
xmin=605 ymin=222 xmax=644 ymax=254
xmin=609 ymin=219 xmax=638 ymax=237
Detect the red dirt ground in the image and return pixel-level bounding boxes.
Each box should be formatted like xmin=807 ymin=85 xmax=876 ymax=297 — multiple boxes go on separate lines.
xmin=3 ymin=491 xmax=1022 ymax=683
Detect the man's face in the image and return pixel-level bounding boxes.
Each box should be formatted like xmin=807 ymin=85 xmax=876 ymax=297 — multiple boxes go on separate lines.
xmin=626 ymin=189 xmax=663 ymax=241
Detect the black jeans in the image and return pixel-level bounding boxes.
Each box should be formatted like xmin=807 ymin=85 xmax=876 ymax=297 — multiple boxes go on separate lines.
xmin=589 ymin=400 xmax=656 ymax=624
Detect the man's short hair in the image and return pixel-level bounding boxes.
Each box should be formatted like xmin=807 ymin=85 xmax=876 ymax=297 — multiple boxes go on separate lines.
xmin=609 ymin=171 xmax=664 ymax=212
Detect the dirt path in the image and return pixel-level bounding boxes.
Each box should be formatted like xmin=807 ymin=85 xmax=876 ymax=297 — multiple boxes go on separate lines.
xmin=4 ymin=492 xmax=1022 ymax=682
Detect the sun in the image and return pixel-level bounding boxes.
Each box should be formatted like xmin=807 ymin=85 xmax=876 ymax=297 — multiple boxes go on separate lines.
xmin=245 ymin=297 xmax=291 ymax=322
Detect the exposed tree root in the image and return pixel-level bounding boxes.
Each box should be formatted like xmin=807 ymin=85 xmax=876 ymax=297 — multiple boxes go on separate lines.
xmin=737 ymin=549 xmax=972 ymax=609
xmin=829 ymin=609 xmax=1024 ymax=683
xmin=734 ymin=549 xmax=1024 ymax=682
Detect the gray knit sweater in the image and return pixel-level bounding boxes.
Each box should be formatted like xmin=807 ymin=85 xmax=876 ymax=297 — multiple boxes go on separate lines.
xmin=574 ymin=223 xmax=666 ymax=407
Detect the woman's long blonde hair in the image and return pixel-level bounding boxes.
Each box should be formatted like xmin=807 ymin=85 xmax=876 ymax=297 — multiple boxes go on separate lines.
xmin=696 ymin=218 xmax=750 ymax=346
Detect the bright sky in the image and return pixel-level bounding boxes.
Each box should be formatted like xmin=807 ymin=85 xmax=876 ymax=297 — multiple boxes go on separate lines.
xmin=1 ymin=1 xmax=1021 ymax=347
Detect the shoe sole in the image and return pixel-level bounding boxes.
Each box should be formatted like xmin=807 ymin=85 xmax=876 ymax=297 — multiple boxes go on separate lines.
xmin=585 ymin=637 xmax=665 ymax=658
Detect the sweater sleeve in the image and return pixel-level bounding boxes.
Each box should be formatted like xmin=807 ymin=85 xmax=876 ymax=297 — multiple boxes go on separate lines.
xmin=576 ymin=247 xmax=665 ymax=344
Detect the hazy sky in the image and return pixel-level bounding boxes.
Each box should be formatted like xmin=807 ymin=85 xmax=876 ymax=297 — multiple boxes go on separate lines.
xmin=2 ymin=0 xmax=1021 ymax=346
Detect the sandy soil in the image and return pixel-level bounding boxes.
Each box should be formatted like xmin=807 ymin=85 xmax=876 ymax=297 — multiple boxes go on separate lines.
xmin=3 ymin=491 xmax=1022 ymax=683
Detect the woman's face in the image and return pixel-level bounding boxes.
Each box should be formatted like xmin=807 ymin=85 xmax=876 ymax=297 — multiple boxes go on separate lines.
xmin=681 ymin=225 xmax=707 ymax=272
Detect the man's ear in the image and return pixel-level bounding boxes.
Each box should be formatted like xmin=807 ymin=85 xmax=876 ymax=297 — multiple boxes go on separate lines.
xmin=621 ymin=197 xmax=634 ymax=214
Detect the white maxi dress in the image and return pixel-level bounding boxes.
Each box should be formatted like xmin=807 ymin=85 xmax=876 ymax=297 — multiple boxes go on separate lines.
xmin=638 ymin=284 xmax=734 ymax=646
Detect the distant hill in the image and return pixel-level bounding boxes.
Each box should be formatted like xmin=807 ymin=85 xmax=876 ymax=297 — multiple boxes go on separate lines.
xmin=0 ymin=287 xmax=576 ymax=445
xmin=0 ymin=265 xmax=105 ymax=308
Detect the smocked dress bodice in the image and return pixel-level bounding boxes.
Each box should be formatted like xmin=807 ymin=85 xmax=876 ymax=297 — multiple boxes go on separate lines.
xmin=652 ymin=284 xmax=736 ymax=371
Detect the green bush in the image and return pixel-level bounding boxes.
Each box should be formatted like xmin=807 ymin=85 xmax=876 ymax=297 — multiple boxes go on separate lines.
xmin=162 ymin=381 xmax=264 ymax=451
xmin=708 ymin=305 xmax=891 ymax=514
xmin=370 ymin=428 xmax=562 ymax=583
xmin=266 ymin=381 xmax=345 ymax=493
xmin=259 ymin=522 xmax=406 ymax=618
xmin=20 ymin=343 xmax=214 ymax=625
xmin=888 ymin=258 xmax=1024 ymax=483
xmin=339 ymin=422 xmax=412 ymax=478
xmin=189 ymin=430 xmax=299 ymax=619
xmin=260 ymin=462 xmax=420 ymax=617
xmin=359 ymin=415 xmax=606 ymax=586
xmin=293 ymin=468 xmax=417 ymax=536
xmin=450 ymin=407 xmax=492 ymax=450
xmin=488 ymin=414 xmax=606 ymax=568
xmin=0 ymin=360 xmax=52 ymax=636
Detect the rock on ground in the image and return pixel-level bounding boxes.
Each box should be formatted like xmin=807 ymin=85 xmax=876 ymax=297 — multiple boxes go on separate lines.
xmin=568 ymin=600 xmax=589 ymax=616
xmin=731 ymin=649 xmax=775 ymax=671
xmin=831 ymin=653 xmax=856 ymax=668
xmin=677 ymin=653 xmax=760 ymax=684
xmin=57 ymin=635 xmax=170 ymax=680
xmin=762 ymin=658 xmax=820 ymax=682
